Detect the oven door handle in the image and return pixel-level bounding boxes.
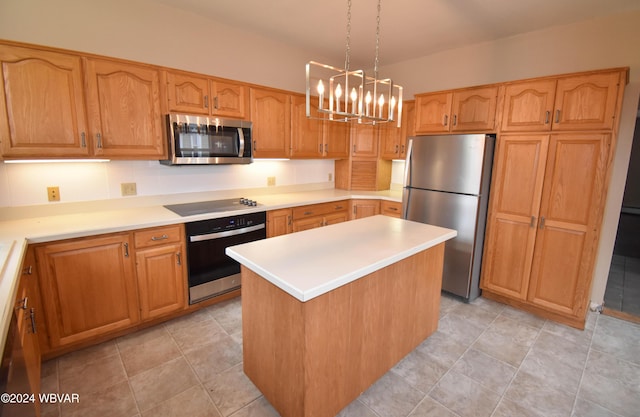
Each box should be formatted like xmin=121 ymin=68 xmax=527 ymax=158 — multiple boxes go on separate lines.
xmin=189 ymin=223 xmax=265 ymax=242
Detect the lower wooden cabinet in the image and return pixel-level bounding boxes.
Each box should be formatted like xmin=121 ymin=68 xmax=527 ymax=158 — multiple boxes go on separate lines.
xmin=35 ymin=225 xmax=187 ymax=350
xmin=350 ymin=199 xmax=380 ymax=220
xmin=134 ymin=225 xmax=186 ymax=320
xmin=36 ymin=233 xmax=141 ymax=348
xmin=481 ymin=133 xmax=612 ymax=328
xmin=291 ymin=200 xmax=349 ymax=232
xmin=267 ymin=208 xmax=293 ymax=237
xmin=381 ymin=200 xmax=402 ymax=218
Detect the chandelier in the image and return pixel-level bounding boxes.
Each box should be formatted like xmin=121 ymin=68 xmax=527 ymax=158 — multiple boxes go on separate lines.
xmin=305 ymin=0 xmax=403 ymax=126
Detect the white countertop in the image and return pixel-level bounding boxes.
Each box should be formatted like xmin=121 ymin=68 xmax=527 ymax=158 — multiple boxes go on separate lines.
xmin=0 ymin=186 xmax=402 ymax=354
xmin=226 ymin=215 xmax=457 ymax=302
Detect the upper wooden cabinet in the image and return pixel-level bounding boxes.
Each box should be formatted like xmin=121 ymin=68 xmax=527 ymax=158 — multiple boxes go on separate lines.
xmin=501 ymin=71 xmax=623 ymax=132
xmin=351 ymin=124 xmax=379 ymax=157
xmin=83 ymin=58 xmax=165 ymax=159
xmin=291 ymin=94 xmax=323 ymax=158
xmin=165 ymin=70 xmax=248 ymax=119
xmin=0 ymin=44 xmax=90 ymax=158
xmin=415 ymin=86 xmax=498 ymax=134
xmin=250 ymin=87 xmax=291 ymax=158
xmin=381 ymin=100 xmax=415 ymax=160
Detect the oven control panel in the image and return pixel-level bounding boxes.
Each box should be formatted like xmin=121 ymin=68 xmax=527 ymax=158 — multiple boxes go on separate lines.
xmin=186 ymin=211 xmax=267 ymax=236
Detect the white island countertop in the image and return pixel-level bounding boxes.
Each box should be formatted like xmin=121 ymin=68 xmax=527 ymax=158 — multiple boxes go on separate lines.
xmin=226 ymin=215 xmax=457 ymax=302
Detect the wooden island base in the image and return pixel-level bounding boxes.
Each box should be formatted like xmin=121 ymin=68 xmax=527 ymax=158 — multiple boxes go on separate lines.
xmin=241 ymin=243 xmax=445 ymax=417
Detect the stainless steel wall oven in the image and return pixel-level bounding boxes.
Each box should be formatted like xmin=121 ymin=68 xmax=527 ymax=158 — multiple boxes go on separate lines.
xmin=183 ymin=210 xmax=266 ymax=304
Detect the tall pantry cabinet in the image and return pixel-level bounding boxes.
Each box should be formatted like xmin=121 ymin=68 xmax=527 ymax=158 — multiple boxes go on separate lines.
xmin=480 ymin=68 xmax=628 ymax=329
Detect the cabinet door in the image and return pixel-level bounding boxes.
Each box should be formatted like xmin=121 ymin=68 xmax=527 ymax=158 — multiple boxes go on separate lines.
xmin=136 ymin=243 xmax=186 ymax=320
xmin=414 ymin=92 xmax=452 ymax=133
xmin=380 ymin=122 xmax=401 ymax=160
xmin=165 ymin=71 xmax=210 ymax=114
xmin=553 ymin=72 xmax=621 ymax=131
xmin=36 ymin=234 xmax=140 ymax=347
xmin=501 ymin=80 xmax=557 ymax=132
xmin=84 ymin=58 xmax=165 ymax=158
xmin=350 ymin=199 xmax=381 ymax=220
xmin=267 ymin=209 xmax=293 ymax=237
xmin=481 ymin=135 xmax=549 ymax=300
xmin=290 ymin=94 xmax=322 ymax=158
xmin=399 ymin=100 xmax=416 ymax=158
xmin=250 ymin=88 xmax=291 ymax=158
xmin=210 ymin=80 xmax=247 ymax=119
xmin=451 ymin=86 xmax=498 ymax=132
xmin=323 ymin=120 xmax=350 ymax=158
xmin=527 ymin=133 xmax=610 ymax=317
xmin=0 ymin=45 xmax=89 ymax=157
xmin=352 ymin=124 xmax=379 ymax=157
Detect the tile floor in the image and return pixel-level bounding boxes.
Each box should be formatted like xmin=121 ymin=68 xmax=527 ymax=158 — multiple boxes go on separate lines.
xmin=604 ymin=254 xmax=640 ymax=317
xmin=40 ymin=294 xmax=640 ymax=417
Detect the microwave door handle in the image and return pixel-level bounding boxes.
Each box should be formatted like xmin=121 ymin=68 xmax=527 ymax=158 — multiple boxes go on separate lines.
xmin=237 ymin=127 xmax=245 ymax=157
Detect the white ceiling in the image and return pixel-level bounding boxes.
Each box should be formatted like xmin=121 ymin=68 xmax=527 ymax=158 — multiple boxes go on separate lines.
xmin=149 ymin=0 xmax=640 ymax=69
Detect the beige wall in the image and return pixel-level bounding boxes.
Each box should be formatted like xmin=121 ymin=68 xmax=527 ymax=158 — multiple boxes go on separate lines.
xmin=1 ymin=0 xmax=639 ymax=306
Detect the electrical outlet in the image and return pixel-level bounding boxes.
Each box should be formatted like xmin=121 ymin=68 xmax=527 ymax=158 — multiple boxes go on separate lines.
xmin=47 ymin=186 xmax=60 ymax=202
xmin=267 ymin=176 xmax=276 ymax=187
xmin=121 ymin=182 xmax=137 ymax=196
xmin=328 ymin=173 xmax=333 ymax=181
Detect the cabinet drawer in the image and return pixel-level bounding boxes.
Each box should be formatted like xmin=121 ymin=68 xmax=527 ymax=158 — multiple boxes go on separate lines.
xmin=292 ymin=200 xmax=349 ymax=220
xmin=381 ymin=201 xmax=402 ymax=218
xmin=134 ymin=225 xmax=183 ymax=248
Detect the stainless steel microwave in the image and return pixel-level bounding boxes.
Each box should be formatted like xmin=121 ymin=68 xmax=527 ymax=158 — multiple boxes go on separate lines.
xmin=160 ymin=114 xmax=253 ymax=165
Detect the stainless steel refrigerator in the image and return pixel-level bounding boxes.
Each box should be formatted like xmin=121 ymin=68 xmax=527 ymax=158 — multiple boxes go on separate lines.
xmin=402 ymin=134 xmax=495 ymax=301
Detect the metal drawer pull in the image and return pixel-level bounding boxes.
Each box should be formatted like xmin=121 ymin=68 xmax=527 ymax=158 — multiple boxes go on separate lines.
xmin=124 ymin=242 xmax=129 ymax=257
xmin=304 ymin=211 xmax=314 ymax=215
xmin=389 ymin=206 xmax=399 ymax=211
xmin=22 ymin=265 xmax=33 ymax=275
xmin=335 ymin=206 xmax=343 ymax=210
xmin=151 ymin=234 xmax=169 ymax=241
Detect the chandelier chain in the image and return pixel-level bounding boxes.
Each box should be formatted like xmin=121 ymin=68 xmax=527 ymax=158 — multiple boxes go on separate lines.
xmin=345 ymin=0 xmax=352 ymax=71
xmin=374 ymin=0 xmax=381 ymax=78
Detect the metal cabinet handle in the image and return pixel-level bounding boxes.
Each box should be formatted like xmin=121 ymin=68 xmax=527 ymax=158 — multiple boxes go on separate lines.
xmin=176 ymin=252 xmax=182 ymax=266
xmin=288 ymin=215 xmax=292 ymax=226
xmin=539 ymin=216 xmax=546 ymax=229
xmin=389 ymin=206 xmax=399 ymax=211
xmin=555 ymin=110 xmax=560 ymax=123
xmin=453 ymin=114 xmax=458 ymax=126
xmin=324 ymin=143 xmax=328 ymax=153
xmin=401 ymin=144 xmax=405 ymax=154
xmin=253 ymin=141 xmax=257 ymax=151
xmin=335 ymin=205 xmax=343 ymax=210
xmin=22 ymin=265 xmax=33 ymax=275
xmin=353 ymin=145 xmax=357 ymax=153
xmin=530 ymin=216 xmax=536 ymax=228
xmin=544 ymin=111 xmax=550 ymax=124
xmin=124 ymin=242 xmax=129 ymax=257
xmin=81 ymin=132 xmax=87 ymax=148
xmin=395 ymin=145 xmax=399 ymax=153
xmin=204 ymin=95 xmax=209 ymax=108
xmin=443 ymin=114 xmax=448 ymax=126
xmin=29 ymin=308 xmax=37 ymax=334
xmin=151 ymin=234 xmax=169 ymax=241
xmin=214 ymin=96 xmax=219 ymax=109
xmin=96 ymin=133 xmax=103 ymax=148
xmin=319 ymin=144 xmax=323 ymax=153
xmin=304 ymin=211 xmax=314 ymax=216
xmin=16 ymin=297 xmax=28 ymax=311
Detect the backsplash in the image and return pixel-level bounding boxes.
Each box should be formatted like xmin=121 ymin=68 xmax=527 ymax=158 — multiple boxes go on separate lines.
xmin=0 ymin=159 xmax=335 ymax=208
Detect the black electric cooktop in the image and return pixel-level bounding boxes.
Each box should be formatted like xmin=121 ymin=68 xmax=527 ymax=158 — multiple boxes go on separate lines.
xmin=164 ymin=198 xmax=260 ymax=217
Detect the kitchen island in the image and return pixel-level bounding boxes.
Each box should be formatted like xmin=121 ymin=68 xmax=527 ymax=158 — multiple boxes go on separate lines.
xmin=226 ymin=215 xmax=456 ymax=417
